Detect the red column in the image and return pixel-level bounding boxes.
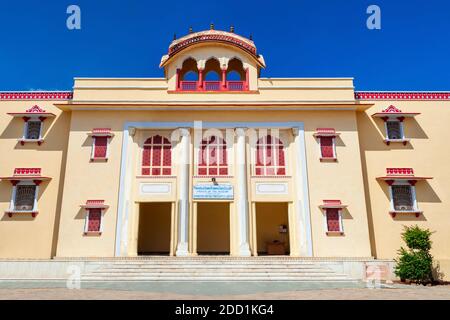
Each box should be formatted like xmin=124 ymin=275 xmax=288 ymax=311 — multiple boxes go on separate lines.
xmin=176 ymin=68 xmax=180 ymax=91
xmin=245 ymin=68 xmax=249 ymax=91
xmin=198 ymin=69 xmax=204 ymax=90
xmin=221 ymin=68 xmax=227 ymax=90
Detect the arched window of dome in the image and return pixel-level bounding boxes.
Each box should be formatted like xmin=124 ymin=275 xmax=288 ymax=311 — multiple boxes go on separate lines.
xmin=226 ymin=58 xmax=245 ymax=80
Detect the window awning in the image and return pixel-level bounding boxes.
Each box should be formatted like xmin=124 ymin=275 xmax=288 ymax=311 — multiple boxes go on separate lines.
xmin=319 ymin=200 xmax=347 ymax=209
xmin=0 ymin=168 xmax=51 ymax=183
xmin=80 ymin=200 xmax=109 ymax=209
xmin=372 ymin=105 xmax=420 ymax=118
xmin=7 ymin=105 xmax=56 ymax=118
xmin=377 ymin=168 xmax=432 ymax=183
xmin=88 ymin=128 xmax=114 ymax=137
xmin=313 ymin=128 xmax=340 ymax=137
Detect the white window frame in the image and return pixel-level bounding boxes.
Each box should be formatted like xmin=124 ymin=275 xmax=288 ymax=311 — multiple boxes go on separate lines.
xmin=389 ymin=180 xmax=419 ymax=212
xmin=84 ymin=208 xmax=105 ymax=234
xmin=318 ymin=136 xmax=337 ymax=160
xmin=385 ymin=119 xmax=405 ymax=141
xmin=91 ymin=136 xmax=111 ymax=161
xmin=22 ymin=118 xmax=43 ymax=142
xmin=322 ymin=208 xmax=344 ymax=233
xmin=9 ymin=181 xmax=39 ymax=213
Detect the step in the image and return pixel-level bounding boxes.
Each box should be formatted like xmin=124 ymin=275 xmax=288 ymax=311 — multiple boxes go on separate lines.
xmin=92 ymin=265 xmax=327 ymax=270
xmin=81 ymin=276 xmax=356 ymax=282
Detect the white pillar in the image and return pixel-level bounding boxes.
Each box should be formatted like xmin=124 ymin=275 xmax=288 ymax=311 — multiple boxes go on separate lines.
xmin=176 ymin=128 xmax=190 ymax=256
xmin=292 ymin=127 xmax=313 ymax=256
xmin=32 ymin=185 xmax=39 ymax=212
xmin=235 ymin=128 xmax=251 ymax=256
xmin=9 ymin=185 xmax=17 ymax=211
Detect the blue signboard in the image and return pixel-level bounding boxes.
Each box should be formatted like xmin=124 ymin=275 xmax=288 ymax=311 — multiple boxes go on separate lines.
xmin=193 ymin=183 xmax=234 ymax=200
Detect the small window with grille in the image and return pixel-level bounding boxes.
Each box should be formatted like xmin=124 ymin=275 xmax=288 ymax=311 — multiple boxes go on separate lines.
xmin=25 ymin=121 xmax=42 ymax=140
xmin=85 ymin=208 xmax=102 ymax=234
xmin=386 ymin=121 xmax=403 ymax=140
xmin=325 ymin=208 xmax=343 ymax=233
xmin=319 ymin=137 xmax=336 ymax=159
xmin=392 ymin=185 xmax=414 ymax=211
xmin=14 ymin=185 xmax=36 ymax=211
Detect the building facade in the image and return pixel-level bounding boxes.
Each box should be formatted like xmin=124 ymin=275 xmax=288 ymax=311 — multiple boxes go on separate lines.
xmin=0 ymin=29 xmax=449 ymax=279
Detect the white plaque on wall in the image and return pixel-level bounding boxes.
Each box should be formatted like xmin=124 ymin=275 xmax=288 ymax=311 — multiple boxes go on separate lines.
xmin=140 ymin=183 xmax=171 ymax=195
xmin=193 ymin=183 xmax=234 ymax=200
xmin=255 ymin=183 xmax=288 ymax=195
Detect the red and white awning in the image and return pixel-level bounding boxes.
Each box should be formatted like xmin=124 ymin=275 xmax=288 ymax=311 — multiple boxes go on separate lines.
xmin=372 ymin=105 xmax=420 ymax=118
xmin=88 ymin=128 xmax=114 ymax=137
xmin=80 ymin=200 xmax=109 ymax=209
xmin=0 ymin=168 xmax=51 ymax=183
xmin=377 ymin=168 xmax=432 ymax=183
xmin=319 ymin=200 xmax=347 ymax=209
xmin=7 ymin=105 xmax=56 ymax=118
xmin=313 ymin=128 xmax=340 ymax=137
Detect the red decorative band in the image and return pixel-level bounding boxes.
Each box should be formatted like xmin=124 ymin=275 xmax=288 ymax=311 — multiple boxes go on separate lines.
xmin=14 ymin=168 xmax=42 ymax=176
xmin=0 ymin=92 xmax=73 ymax=100
xmin=169 ymin=34 xmax=256 ymax=57
xmin=323 ymin=200 xmax=342 ymax=206
xmin=386 ymin=168 xmax=414 ymax=176
xmin=86 ymin=200 xmax=105 ymax=206
xmin=316 ymin=128 xmax=336 ymax=134
xmin=355 ymin=92 xmax=450 ymax=100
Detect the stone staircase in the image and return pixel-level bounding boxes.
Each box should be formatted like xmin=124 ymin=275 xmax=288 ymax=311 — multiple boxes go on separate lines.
xmin=80 ymin=257 xmax=359 ymax=282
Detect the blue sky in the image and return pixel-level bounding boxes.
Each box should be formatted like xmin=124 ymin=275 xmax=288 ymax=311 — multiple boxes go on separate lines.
xmin=0 ymin=0 xmax=449 ymax=91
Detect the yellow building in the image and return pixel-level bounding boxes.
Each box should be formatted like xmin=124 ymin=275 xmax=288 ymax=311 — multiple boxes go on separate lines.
xmin=1 ymin=29 xmax=449 ymax=280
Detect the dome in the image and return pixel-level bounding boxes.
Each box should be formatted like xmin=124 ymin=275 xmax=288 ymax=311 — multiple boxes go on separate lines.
xmin=160 ymin=29 xmax=265 ymax=68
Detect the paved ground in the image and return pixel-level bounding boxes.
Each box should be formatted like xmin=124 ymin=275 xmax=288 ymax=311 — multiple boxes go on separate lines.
xmin=0 ymin=282 xmax=449 ymax=300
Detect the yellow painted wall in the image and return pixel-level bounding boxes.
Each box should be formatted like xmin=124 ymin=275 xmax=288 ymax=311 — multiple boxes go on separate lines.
xmin=357 ymin=100 xmax=450 ymax=280
xmin=0 ymin=101 xmax=70 ymax=258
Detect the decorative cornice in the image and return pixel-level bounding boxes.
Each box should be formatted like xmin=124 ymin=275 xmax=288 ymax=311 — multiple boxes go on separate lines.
xmin=0 ymin=92 xmax=73 ymax=101
xmin=26 ymin=105 xmax=46 ymax=113
xmin=14 ymin=168 xmax=42 ymax=176
xmin=355 ymin=92 xmax=450 ymax=100
xmin=386 ymin=168 xmax=414 ymax=176
xmin=169 ymin=30 xmax=256 ymax=57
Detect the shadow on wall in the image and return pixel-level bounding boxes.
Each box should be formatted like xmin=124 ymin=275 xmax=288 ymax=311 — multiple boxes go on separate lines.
xmin=0 ymin=116 xmax=68 ymax=151
xmin=359 ymin=113 xmax=429 ymax=151
xmin=377 ymin=180 xmax=442 ymax=222
xmin=433 ymin=261 xmax=446 ymax=282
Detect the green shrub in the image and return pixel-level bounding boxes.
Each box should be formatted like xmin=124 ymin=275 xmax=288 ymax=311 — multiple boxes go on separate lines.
xmin=402 ymin=225 xmax=432 ymax=251
xmin=394 ymin=225 xmax=434 ymax=284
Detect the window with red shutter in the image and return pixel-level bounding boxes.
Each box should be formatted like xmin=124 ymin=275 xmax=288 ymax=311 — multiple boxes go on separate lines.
xmin=326 ymin=208 xmax=341 ymax=232
xmin=93 ymin=137 xmax=108 ymax=159
xmin=320 ymin=137 xmax=335 ymax=159
xmin=87 ymin=209 xmax=102 ymax=233
xmin=255 ymin=135 xmax=286 ymax=176
xmin=198 ymin=135 xmax=228 ymax=176
xmin=141 ymin=135 xmax=172 ymax=176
